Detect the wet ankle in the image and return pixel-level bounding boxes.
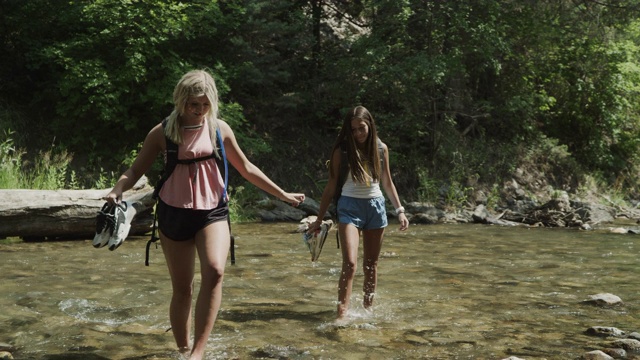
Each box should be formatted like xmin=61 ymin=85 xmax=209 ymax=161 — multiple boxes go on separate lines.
xmin=363 ymin=293 xmax=375 ymax=308
xmin=337 ymin=303 xmax=348 ymax=318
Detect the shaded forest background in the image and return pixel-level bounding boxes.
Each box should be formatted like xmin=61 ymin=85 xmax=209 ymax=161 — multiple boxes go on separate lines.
xmin=1 ymin=0 xmax=640 ymax=211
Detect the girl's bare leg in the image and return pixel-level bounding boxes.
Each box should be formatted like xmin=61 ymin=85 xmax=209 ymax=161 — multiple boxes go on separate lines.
xmin=160 ymin=233 xmax=196 ymax=353
xmin=337 ymin=224 xmax=361 ymax=319
xmin=189 ymin=221 xmax=230 ymax=360
xmin=362 ymin=228 xmax=384 ymax=309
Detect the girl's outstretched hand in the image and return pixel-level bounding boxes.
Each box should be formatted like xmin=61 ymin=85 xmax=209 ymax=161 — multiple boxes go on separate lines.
xmin=281 ymin=192 xmax=305 ymax=207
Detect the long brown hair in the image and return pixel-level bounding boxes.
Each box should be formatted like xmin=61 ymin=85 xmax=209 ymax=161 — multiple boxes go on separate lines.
xmin=330 ymin=106 xmax=381 ymax=183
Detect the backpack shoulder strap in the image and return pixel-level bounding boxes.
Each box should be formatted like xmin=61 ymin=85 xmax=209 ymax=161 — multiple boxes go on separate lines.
xmin=215 ymin=126 xmax=235 ymax=264
xmin=214 ymin=126 xmax=229 ymax=200
xmin=152 ymin=118 xmax=177 ymax=199
xmin=377 ymin=138 xmax=385 ymax=170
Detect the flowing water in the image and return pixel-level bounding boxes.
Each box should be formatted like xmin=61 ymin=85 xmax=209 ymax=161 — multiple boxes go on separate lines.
xmin=1 ymin=221 xmax=640 ymax=359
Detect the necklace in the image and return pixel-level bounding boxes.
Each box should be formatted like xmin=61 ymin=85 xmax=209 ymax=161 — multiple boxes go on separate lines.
xmin=182 ymin=123 xmax=204 ymax=130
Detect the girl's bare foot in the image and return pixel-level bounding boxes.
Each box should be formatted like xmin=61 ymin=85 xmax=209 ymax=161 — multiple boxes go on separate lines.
xmin=178 ymin=346 xmax=191 ymax=360
xmin=363 ymin=292 xmax=375 ymax=309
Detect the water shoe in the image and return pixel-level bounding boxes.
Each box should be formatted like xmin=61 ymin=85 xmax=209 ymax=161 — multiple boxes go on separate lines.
xmin=92 ymin=202 xmax=115 ymax=248
xmin=107 ymin=201 xmax=136 ymax=251
xmin=303 ymin=222 xmax=330 ymax=262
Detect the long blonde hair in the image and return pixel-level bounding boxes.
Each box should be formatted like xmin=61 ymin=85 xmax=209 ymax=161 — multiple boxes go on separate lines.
xmin=164 ymin=70 xmax=220 ymax=152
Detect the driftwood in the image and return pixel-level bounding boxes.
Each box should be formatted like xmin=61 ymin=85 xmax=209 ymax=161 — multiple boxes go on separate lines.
xmin=0 ymin=180 xmax=155 ymax=240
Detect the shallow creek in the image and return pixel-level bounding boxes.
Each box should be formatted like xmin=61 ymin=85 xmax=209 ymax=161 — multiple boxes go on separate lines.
xmin=1 ymin=222 xmax=639 ymax=359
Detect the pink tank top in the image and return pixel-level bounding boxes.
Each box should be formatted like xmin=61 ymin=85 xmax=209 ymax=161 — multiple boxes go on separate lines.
xmin=158 ymin=120 xmax=226 ymax=209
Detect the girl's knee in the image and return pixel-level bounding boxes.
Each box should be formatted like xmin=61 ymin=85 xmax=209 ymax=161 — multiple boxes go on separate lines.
xmin=342 ymin=261 xmax=357 ymax=276
xmin=363 ymin=258 xmax=378 ymax=270
xmin=201 ymin=263 xmax=225 ymax=284
xmin=173 ymin=282 xmax=194 ymax=298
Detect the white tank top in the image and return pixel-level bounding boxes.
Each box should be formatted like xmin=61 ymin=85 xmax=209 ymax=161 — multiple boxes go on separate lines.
xmin=341 ymin=169 xmax=383 ymax=199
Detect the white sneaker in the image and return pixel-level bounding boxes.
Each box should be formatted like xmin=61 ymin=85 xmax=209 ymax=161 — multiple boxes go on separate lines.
xmin=92 ymin=203 xmax=115 ymax=248
xmin=107 ymin=201 xmax=136 ymax=251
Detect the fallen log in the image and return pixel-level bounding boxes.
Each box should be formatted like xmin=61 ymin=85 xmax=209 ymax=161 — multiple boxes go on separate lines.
xmin=0 ymin=180 xmax=155 ymax=240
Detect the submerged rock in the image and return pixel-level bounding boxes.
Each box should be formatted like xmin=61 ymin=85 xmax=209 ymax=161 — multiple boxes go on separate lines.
xmin=580 ymin=350 xmax=614 ymax=360
xmin=611 ymin=339 xmax=640 ymax=353
xmin=585 ymin=326 xmax=626 ymax=338
xmin=602 ymin=348 xmax=626 ymax=358
xmin=583 ymin=293 xmax=623 ymax=306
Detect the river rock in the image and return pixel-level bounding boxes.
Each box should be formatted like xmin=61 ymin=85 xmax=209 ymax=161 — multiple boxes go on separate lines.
xmin=256 ymin=199 xmax=307 ymax=221
xmin=580 ymin=350 xmax=614 ymax=360
xmin=0 ymin=352 xmax=12 ymax=360
xmin=406 ymin=201 xmax=437 ymax=214
xmin=252 ymin=344 xmax=307 ymax=359
xmin=583 ymin=293 xmax=623 ymax=306
xmin=514 ymin=199 xmax=538 ymax=213
xmin=404 ymin=203 xmax=445 ymax=224
xmin=609 ymin=227 xmax=629 ymax=234
xmin=602 ymin=348 xmax=626 ymax=358
xmin=627 ymin=332 xmax=640 ymax=340
xmin=295 ymin=198 xmax=325 ymax=218
xmin=611 ymin=339 xmax=640 ymax=353
xmin=572 ymin=201 xmax=616 ymax=224
xmin=410 ymin=209 xmax=445 ymax=224
xmin=443 ymin=210 xmax=472 ymax=223
xmin=500 ymin=357 xmax=525 ymax=360
xmin=472 ymin=204 xmax=490 ymax=223
xmin=585 ymin=326 xmax=626 ymax=337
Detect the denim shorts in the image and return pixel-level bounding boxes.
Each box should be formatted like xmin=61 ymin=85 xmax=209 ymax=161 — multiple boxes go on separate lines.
xmin=337 ymin=196 xmax=388 ymax=230
xmin=157 ymin=199 xmax=229 ymax=241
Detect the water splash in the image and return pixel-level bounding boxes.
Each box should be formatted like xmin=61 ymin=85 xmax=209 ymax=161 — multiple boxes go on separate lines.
xmin=58 ymin=298 xmax=151 ymax=326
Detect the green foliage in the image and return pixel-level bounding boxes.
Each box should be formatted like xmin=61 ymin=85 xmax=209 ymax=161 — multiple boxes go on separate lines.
xmin=443 ymin=181 xmax=474 ymax=210
xmin=486 ymin=184 xmax=501 ymax=210
xmin=92 ymin=169 xmax=114 ymax=191
xmin=228 ymin=184 xmax=264 ymax=223
xmin=0 ymin=237 xmax=22 ymax=245
xmin=0 ymin=129 xmax=23 ymax=188
xmin=0 ymin=129 xmax=70 ymax=189
xmin=417 ymin=169 xmax=439 ymax=203
xmin=1 ymin=0 xmax=640 ymax=206
xmin=25 ymin=149 xmax=72 ymax=190
xmin=0 ymin=128 xmax=118 ymax=190
xmin=122 ymin=143 xmax=143 ymax=168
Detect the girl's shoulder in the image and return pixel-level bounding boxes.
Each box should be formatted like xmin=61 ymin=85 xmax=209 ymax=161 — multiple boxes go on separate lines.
xmin=216 ymin=118 xmax=232 ymax=135
xmin=148 ymin=122 xmax=165 ymax=142
xmin=140 ymin=122 xmax=167 ymax=153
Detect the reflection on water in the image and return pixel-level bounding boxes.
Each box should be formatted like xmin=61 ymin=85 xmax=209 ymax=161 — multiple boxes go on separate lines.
xmin=1 ymin=222 xmax=639 ymax=359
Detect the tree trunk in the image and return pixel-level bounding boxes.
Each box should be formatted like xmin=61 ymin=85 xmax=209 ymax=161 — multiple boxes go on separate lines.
xmin=0 ymin=185 xmax=155 ymax=241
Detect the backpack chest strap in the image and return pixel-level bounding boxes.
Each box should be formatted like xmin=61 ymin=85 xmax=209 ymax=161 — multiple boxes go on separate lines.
xmin=175 ymin=153 xmax=217 ymax=164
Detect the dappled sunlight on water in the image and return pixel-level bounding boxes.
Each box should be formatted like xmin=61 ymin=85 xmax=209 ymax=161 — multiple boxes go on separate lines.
xmin=1 ymin=222 xmax=640 ymax=359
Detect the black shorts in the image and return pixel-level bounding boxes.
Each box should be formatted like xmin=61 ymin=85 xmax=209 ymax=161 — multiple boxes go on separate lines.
xmin=157 ymin=199 xmax=229 ymax=241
